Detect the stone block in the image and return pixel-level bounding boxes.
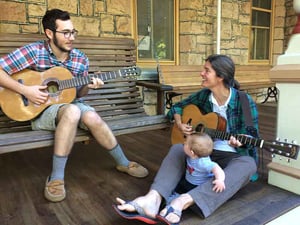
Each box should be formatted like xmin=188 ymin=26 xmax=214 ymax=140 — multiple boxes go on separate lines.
xmin=180 ymin=0 xmax=204 ymax=10
xmin=0 ymin=24 xmax=19 ymax=33
xmin=28 ymin=4 xmax=46 ymax=17
xmin=48 ymin=0 xmax=77 ymax=15
xmin=234 ymin=37 xmax=248 ymax=49
xmin=179 ymin=35 xmax=196 ymax=52
xmin=222 ymin=2 xmax=238 ymax=20
xmin=21 ymin=24 xmax=39 ymax=33
xmin=80 ymin=0 xmax=93 ymax=16
xmin=101 ymin=15 xmax=114 ymax=33
xmin=0 ymin=2 xmax=26 ymax=22
xmin=72 ymin=17 xmax=100 ymax=36
xmin=107 ymin=0 xmax=131 ymax=15
xmin=95 ymin=1 xmax=105 ymax=13
xmin=116 ymin=16 xmax=131 ymax=34
xmin=274 ymin=28 xmax=285 ymax=40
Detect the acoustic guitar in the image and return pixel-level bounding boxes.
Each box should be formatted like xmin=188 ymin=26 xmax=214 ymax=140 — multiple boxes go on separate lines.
xmin=0 ymin=66 xmax=141 ymax=122
xmin=171 ymin=104 xmax=299 ymax=159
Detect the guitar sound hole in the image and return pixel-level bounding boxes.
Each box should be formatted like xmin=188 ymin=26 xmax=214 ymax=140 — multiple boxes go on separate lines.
xmin=45 ymin=81 xmax=60 ymax=97
xmin=195 ymin=124 xmax=204 ymax=133
xmin=47 ymin=81 xmax=58 ymax=93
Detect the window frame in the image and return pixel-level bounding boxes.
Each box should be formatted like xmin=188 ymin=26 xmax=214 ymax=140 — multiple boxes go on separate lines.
xmin=133 ymin=0 xmax=179 ymax=66
xmin=249 ymin=0 xmax=274 ymax=64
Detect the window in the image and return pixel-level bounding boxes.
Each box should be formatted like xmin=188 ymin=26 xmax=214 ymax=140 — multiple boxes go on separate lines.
xmin=136 ymin=0 xmax=177 ymax=64
xmin=250 ymin=0 xmax=272 ymax=62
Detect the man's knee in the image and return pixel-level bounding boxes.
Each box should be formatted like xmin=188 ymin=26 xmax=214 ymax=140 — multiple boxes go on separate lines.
xmin=58 ymin=104 xmax=81 ymax=123
xmin=82 ymin=111 xmax=106 ymax=127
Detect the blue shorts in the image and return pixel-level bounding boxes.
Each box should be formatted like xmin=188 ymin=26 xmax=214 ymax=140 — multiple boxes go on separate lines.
xmin=31 ymin=101 xmax=95 ymax=131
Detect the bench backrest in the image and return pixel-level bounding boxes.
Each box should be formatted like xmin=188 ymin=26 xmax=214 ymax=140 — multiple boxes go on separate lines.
xmin=0 ymin=33 xmax=144 ymax=134
xmin=158 ymin=64 xmax=273 ymax=90
xmin=0 ymin=33 xmax=136 ymax=73
xmin=235 ymin=65 xmax=274 ymax=89
xmin=158 ymin=65 xmax=202 ymax=88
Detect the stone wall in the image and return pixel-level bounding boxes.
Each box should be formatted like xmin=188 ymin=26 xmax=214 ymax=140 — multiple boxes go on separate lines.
xmin=1 ymin=0 xmax=296 ymax=65
xmin=0 ymin=0 xmax=298 ymax=115
xmin=0 ymin=0 xmax=132 ymax=37
xmin=284 ymin=0 xmax=297 ymax=49
xmin=178 ymin=0 xmax=294 ymax=66
xmin=273 ymin=0 xmax=288 ymax=66
xmin=179 ymin=0 xmax=250 ymax=65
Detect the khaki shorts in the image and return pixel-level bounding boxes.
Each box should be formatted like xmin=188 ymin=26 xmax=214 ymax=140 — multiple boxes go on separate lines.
xmin=31 ymin=101 xmax=95 ymax=131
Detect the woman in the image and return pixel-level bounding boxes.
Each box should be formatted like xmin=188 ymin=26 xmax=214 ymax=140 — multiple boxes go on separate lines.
xmin=114 ymin=54 xmax=258 ymax=224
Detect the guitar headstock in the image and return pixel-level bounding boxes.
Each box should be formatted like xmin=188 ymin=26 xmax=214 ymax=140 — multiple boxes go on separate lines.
xmin=120 ymin=66 xmax=141 ymax=79
xmin=263 ymin=140 xmax=299 ymax=159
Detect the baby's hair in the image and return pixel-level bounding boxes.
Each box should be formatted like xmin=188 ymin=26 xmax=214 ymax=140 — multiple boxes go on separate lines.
xmin=189 ymin=133 xmax=213 ymax=157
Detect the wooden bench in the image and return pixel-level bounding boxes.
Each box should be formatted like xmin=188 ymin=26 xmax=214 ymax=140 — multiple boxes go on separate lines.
xmin=0 ymin=33 xmax=170 ymax=153
xmin=158 ymin=64 xmax=277 ymax=111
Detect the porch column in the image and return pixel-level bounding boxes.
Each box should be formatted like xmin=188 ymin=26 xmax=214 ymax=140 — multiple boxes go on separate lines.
xmin=268 ymin=0 xmax=300 ymax=195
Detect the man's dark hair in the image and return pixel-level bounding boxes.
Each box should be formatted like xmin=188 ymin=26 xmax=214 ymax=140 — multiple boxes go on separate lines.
xmin=42 ymin=9 xmax=70 ymax=32
xmin=205 ymin=54 xmax=240 ymax=89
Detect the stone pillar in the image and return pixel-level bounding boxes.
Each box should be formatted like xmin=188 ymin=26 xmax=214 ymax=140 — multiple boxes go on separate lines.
xmin=268 ymin=0 xmax=300 ymax=195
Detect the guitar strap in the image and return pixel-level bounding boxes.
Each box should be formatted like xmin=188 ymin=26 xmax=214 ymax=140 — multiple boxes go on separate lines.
xmin=238 ymin=90 xmax=258 ymax=138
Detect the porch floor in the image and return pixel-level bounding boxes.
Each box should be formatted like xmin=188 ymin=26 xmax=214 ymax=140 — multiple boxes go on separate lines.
xmin=1 ymin=102 xmax=298 ymax=225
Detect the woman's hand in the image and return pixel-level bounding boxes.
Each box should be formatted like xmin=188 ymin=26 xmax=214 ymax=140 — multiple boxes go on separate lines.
xmin=228 ymin=136 xmax=242 ymax=147
xmin=177 ymin=123 xmax=193 ymax=136
xmin=174 ymin=114 xmax=193 ymax=135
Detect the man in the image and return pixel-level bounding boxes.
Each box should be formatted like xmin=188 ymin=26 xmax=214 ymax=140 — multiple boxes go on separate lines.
xmin=0 ymin=9 xmax=148 ymax=202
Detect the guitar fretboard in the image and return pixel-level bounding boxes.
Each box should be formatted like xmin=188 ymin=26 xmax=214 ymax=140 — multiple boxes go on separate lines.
xmin=58 ymin=67 xmax=139 ymax=90
xmin=204 ymin=127 xmax=264 ymax=148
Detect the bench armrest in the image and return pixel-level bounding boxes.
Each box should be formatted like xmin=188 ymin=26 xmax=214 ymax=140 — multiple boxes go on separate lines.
xmin=136 ymin=81 xmax=173 ymax=91
xmin=136 ymin=81 xmax=173 ymax=115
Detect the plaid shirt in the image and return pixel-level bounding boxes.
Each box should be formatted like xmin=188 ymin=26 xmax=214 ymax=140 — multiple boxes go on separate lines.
xmin=167 ymin=87 xmax=259 ymax=160
xmin=0 ymin=40 xmax=89 ymax=77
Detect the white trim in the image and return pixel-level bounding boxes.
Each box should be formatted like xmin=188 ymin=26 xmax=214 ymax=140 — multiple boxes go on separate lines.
xmin=216 ymin=0 xmax=222 ymax=54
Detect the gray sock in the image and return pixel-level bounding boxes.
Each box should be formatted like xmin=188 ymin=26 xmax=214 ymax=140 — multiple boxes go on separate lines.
xmin=49 ymin=154 xmax=68 ymax=181
xmin=108 ymin=144 xmax=129 ymax=166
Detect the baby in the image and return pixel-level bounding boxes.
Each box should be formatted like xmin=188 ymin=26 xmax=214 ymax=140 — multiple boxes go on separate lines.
xmin=169 ymin=132 xmax=225 ymax=201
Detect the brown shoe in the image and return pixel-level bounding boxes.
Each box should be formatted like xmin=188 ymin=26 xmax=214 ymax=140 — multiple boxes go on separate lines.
xmin=116 ymin=161 xmax=149 ymax=178
xmin=44 ymin=176 xmax=66 ymax=202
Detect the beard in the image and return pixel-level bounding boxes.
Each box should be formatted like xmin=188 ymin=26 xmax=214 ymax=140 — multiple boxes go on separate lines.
xmin=53 ymin=34 xmax=71 ymax=53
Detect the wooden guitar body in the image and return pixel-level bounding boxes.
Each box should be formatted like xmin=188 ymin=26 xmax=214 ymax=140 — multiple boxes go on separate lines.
xmin=0 ymin=67 xmax=75 ymax=122
xmin=171 ymin=104 xmax=226 ymax=144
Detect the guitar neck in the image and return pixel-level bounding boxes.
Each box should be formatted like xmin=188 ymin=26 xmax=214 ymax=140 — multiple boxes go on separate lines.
xmin=58 ymin=70 xmax=123 ymax=90
xmin=205 ymin=128 xmax=263 ymax=148
xmin=204 ymin=127 xmax=299 ymax=159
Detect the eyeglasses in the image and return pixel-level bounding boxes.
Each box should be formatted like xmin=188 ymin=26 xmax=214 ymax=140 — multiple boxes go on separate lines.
xmin=54 ymin=29 xmax=78 ymax=39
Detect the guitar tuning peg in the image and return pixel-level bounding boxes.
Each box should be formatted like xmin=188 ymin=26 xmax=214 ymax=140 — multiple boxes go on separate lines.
xmin=284 ymin=138 xmax=288 ymax=143
xmin=287 ymin=158 xmax=291 ymax=163
xmin=292 ymin=140 xmax=297 ymax=144
xmin=271 ymin=154 xmax=276 ymax=158
xmin=276 ymin=137 xmax=280 ymax=141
